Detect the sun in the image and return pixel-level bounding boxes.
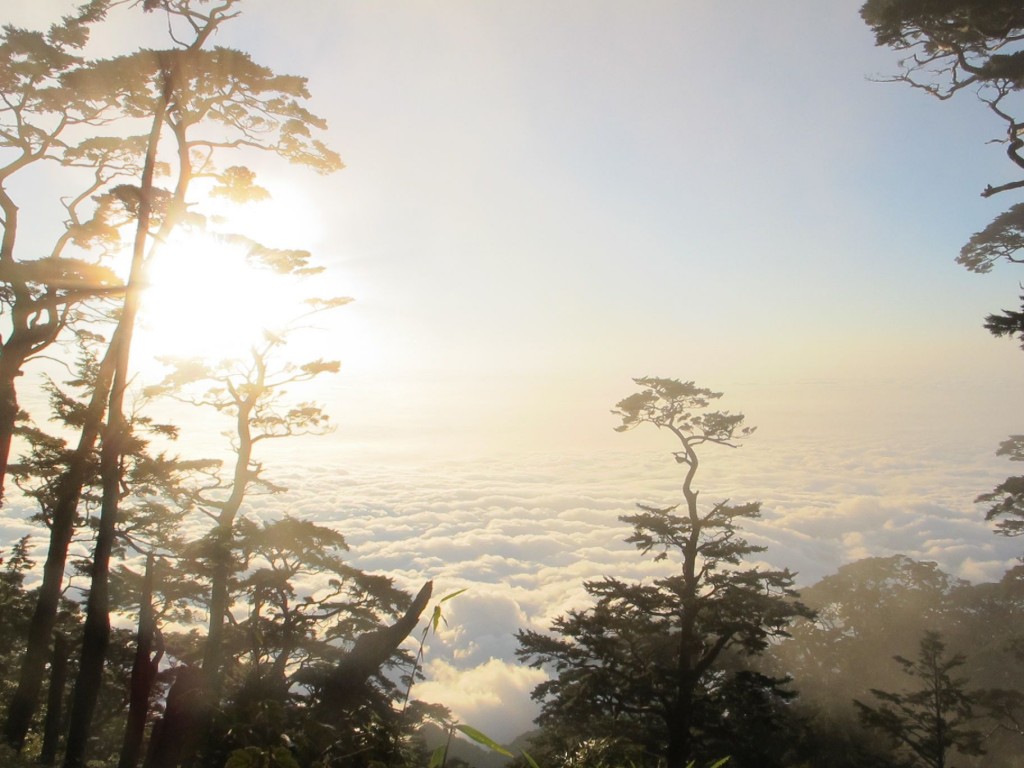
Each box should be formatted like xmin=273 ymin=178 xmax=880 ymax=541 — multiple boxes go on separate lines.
xmin=132 ymin=227 xmax=337 ymax=374
xmin=121 ymin=176 xmax=374 ymax=397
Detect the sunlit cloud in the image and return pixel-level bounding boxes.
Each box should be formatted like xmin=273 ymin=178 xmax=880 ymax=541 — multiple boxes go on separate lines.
xmin=414 ymin=658 xmax=547 ymax=743
xmin=94 ymin=430 xmax=1002 ymax=736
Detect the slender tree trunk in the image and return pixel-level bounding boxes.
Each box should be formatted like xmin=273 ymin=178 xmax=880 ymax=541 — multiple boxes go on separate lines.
xmin=187 ymin=398 xmax=257 ymax=768
xmin=61 ymin=351 xmax=129 ymax=768
xmin=667 ymin=434 xmax=702 ymax=768
xmin=2 ymin=385 xmax=109 ymax=750
xmin=39 ymin=633 xmax=69 ymax=765
xmin=0 ymin=357 xmax=23 ymax=502
xmin=201 ymin=529 xmax=233 ymax=696
xmin=118 ymin=554 xmax=160 ymax=768
xmin=201 ymin=393 xmax=257 ymax=696
xmin=62 ymin=81 xmax=169 ymax=768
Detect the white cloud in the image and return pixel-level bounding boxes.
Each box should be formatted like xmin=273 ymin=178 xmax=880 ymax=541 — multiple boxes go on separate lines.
xmin=413 ymin=658 xmax=547 ymax=744
xmin=3 ymin=388 xmax=1020 ymax=740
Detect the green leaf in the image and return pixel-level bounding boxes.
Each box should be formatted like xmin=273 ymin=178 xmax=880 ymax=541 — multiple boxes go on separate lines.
xmin=427 ymin=745 xmax=447 ymax=768
xmin=454 ymin=724 xmax=512 ymax=756
xmin=270 ymin=747 xmax=300 ymax=768
xmin=430 ymin=588 xmax=467 ymax=633
xmin=521 ymin=750 xmax=542 ymax=768
xmin=440 ymin=588 xmax=467 ymax=604
xmin=707 ymin=759 xmax=731 ymax=768
xmin=225 ymin=747 xmax=261 ymax=768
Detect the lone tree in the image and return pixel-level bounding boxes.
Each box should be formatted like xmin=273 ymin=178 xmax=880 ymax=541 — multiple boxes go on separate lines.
xmin=517 ymin=378 xmax=811 ymax=768
xmin=855 ymin=631 xmax=986 ymax=768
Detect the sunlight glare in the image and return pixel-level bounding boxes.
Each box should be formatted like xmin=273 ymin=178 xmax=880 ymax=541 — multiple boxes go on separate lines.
xmin=135 ymin=229 xmax=326 ymax=367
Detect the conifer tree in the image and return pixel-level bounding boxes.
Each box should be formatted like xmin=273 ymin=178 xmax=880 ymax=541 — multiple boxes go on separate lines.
xmin=517 ymin=378 xmax=811 ymax=768
xmin=0 ymin=0 xmax=125 ymax=503
xmin=3 ymin=0 xmax=342 ymax=755
xmin=856 ymin=631 xmax=986 ymax=768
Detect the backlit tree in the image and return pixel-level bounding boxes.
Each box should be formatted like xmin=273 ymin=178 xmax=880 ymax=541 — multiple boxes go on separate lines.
xmin=859 ymin=0 xmax=1024 ymax=558
xmin=856 ymin=631 xmax=986 ymax=768
xmin=517 ymin=378 xmax=812 ymax=768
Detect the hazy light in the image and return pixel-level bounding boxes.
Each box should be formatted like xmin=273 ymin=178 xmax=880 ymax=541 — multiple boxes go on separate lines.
xmin=136 ymin=230 xmax=309 ymax=362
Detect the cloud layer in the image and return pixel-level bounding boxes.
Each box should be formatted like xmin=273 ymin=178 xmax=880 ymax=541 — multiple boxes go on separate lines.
xmin=221 ymin=430 xmax=1022 ymax=740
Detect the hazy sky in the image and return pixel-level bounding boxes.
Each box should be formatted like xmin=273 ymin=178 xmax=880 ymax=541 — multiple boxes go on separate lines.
xmin=7 ymin=0 xmax=1024 ymax=743
xmin=233 ymin=0 xmax=1023 ymax=457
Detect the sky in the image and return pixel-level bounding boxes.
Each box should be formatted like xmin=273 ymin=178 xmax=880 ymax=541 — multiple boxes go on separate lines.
xmin=6 ymin=0 xmax=1024 ymax=743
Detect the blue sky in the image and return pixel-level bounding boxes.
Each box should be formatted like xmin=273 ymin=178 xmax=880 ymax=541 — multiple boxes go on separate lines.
xmin=14 ymin=1 xmax=1023 ymax=451
xmin=8 ymin=0 xmax=1024 ymax=744
xmin=204 ymin=0 xmax=1024 ymax=454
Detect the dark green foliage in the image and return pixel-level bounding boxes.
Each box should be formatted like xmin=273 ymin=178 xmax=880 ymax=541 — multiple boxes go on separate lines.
xmin=860 ymin=0 xmax=1024 ymax=107
xmin=855 ymin=631 xmax=986 ymax=768
xmin=984 ymin=293 xmax=1024 ymax=352
xmin=977 ymin=436 xmax=1024 ymax=536
xmin=696 ymin=668 xmax=804 ymax=768
xmin=861 ymin=1 xmax=1024 ymax=55
xmin=768 ymin=555 xmax=1024 ymax=767
xmin=0 ymin=539 xmax=36 ymax=689
xmin=959 ymin=205 xmax=1024 ymax=273
xmin=519 ymin=379 xmax=810 ymax=768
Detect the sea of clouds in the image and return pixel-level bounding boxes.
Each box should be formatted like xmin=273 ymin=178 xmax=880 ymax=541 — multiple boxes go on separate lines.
xmin=1 ymin=353 xmax=1021 ymax=742
xmin=1 ymin=405 xmax=1020 ymax=741
xmin=228 ymin=428 xmax=1022 ymax=741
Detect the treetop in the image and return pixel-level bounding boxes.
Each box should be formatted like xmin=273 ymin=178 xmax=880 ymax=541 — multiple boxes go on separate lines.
xmin=612 ymin=377 xmax=755 ymax=445
xmin=861 ymin=0 xmax=1024 ymax=53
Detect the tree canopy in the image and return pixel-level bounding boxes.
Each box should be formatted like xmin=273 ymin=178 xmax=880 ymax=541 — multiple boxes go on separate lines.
xmin=518 ymin=379 xmax=810 ymax=768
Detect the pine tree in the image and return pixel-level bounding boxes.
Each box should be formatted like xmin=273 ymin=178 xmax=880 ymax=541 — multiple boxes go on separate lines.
xmin=517 ymin=378 xmax=811 ymax=768
xmin=855 ymin=631 xmax=985 ymax=768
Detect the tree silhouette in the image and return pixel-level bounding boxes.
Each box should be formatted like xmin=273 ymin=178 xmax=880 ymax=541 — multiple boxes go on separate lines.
xmin=147 ymin=332 xmax=344 ymax=700
xmin=860 ymin=0 xmax=1024 ymax=196
xmin=0 ymin=0 xmax=127 ymax=504
xmin=859 ymin=1 xmax=1024 ymax=564
xmin=2 ymin=0 xmax=342 ymax=756
xmin=517 ymin=378 xmax=811 ymax=768
xmin=856 ymin=631 xmax=986 ymax=768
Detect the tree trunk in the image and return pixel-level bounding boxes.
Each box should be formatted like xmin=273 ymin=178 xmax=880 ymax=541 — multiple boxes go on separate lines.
xmin=0 ymin=355 xmax=24 ymax=503
xmin=118 ymin=554 xmax=161 ymax=768
xmin=0 ymin=182 xmax=25 ymax=507
xmin=39 ymin=632 xmax=69 ymax=765
xmin=665 ymin=680 xmax=695 ymax=768
xmin=666 ymin=436 xmax=702 ymax=768
xmin=200 ymin=392 xmax=257 ymax=696
xmin=141 ymin=667 xmax=209 ymax=768
xmin=2 ymin=432 xmax=100 ymax=751
xmin=61 ymin=79 xmax=169 ymax=768
xmin=318 ymin=581 xmax=433 ymax=711
xmin=200 ymin=528 xmax=233 ymax=696
xmin=61 ymin=381 xmax=128 ymax=768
